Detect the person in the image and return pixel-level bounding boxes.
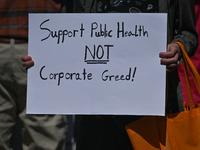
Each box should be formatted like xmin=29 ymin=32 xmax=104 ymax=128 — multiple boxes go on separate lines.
xmin=0 ymin=1 xmax=68 ymax=150
xmin=22 ymin=0 xmax=198 ymax=150
xmin=73 ymin=1 xmax=198 ymax=150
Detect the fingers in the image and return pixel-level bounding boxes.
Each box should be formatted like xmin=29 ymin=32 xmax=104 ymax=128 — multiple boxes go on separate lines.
xmin=159 ymin=43 xmax=181 ymax=72
xmin=21 ymin=55 xmax=32 ymax=62
xmin=160 ymin=52 xmax=179 ymax=65
xmin=22 ymin=60 xmax=34 ymax=67
xmin=21 ymin=55 xmax=34 ymax=70
xmin=165 ymin=60 xmax=180 ymax=72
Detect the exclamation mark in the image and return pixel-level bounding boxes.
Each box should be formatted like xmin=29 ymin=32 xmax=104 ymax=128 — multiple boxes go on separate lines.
xmin=132 ymin=67 xmax=137 ymax=81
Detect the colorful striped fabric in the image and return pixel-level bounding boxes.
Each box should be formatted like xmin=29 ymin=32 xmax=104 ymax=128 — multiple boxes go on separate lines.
xmin=0 ymin=0 xmax=62 ymax=38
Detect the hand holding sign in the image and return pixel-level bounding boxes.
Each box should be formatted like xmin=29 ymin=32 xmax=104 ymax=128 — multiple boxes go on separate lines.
xmin=21 ymin=55 xmax=34 ymax=70
xmin=160 ymin=43 xmax=181 ymax=72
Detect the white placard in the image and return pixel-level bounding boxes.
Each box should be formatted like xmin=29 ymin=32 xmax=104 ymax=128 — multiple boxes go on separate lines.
xmin=27 ymin=13 xmax=167 ymax=115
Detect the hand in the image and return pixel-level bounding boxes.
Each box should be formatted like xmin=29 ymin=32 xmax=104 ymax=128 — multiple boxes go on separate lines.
xmin=159 ymin=43 xmax=181 ymax=72
xmin=21 ymin=55 xmax=34 ymax=70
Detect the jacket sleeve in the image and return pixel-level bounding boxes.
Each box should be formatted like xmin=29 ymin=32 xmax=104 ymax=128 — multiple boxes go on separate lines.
xmin=172 ymin=0 xmax=198 ymax=57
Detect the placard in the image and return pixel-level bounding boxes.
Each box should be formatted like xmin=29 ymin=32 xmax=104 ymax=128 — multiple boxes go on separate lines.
xmin=27 ymin=13 xmax=167 ymax=115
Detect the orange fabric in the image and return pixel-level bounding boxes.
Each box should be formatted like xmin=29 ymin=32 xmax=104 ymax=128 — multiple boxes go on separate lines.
xmin=125 ymin=42 xmax=200 ymax=150
xmin=173 ymin=42 xmax=200 ymax=106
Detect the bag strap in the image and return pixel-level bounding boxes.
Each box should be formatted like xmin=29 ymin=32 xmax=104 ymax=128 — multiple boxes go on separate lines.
xmin=172 ymin=41 xmax=200 ymax=107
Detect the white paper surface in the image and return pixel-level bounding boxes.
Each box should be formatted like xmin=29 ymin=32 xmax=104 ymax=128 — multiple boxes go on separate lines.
xmin=27 ymin=13 xmax=167 ymax=115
